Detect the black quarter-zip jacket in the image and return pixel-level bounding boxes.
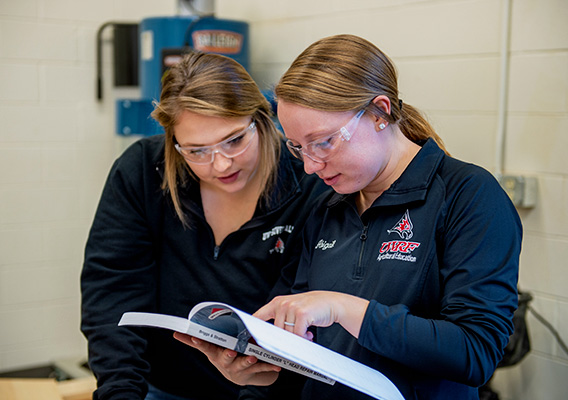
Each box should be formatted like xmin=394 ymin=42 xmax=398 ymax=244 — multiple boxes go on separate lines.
xmin=80 ymin=134 xmax=330 ymax=400
xmin=293 ymin=139 xmax=522 ymax=400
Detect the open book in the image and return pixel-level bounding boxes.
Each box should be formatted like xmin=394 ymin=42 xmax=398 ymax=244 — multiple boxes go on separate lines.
xmin=118 ymin=302 xmax=404 ymax=400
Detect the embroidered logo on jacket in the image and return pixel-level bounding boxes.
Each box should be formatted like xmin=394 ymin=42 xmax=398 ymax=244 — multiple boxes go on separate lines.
xmin=269 ymin=237 xmax=285 ymax=254
xmin=378 ymin=210 xmax=420 ymax=263
xmin=387 ymin=209 xmax=414 ymax=239
xmin=263 ymin=225 xmax=294 ymax=255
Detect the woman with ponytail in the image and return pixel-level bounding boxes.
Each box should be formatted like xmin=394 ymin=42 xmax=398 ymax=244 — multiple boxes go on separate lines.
xmin=188 ymin=35 xmax=522 ymax=400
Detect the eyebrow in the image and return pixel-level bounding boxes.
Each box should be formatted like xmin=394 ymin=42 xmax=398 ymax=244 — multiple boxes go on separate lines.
xmin=302 ymin=110 xmax=362 ymax=142
xmin=286 ymin=129 xmax=334 ymax=148
xmin=178 ymin=123 xmax=250 ymax=148
xmin=302 ymin=127 xmax=339 ymax=143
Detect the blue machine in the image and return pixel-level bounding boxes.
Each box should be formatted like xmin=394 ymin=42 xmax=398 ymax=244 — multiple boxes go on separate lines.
xmin=116 ymin=15 xmax=249 ymax=136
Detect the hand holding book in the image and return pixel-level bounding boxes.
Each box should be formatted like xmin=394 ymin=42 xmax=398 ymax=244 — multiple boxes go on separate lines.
xmin=254 ymin=291 xmax=370 ymax=340
xmin=173 ymin=332 xmax=282 ymax=387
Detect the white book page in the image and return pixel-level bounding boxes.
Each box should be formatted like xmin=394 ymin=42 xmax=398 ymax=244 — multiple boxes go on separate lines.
xmin=119 ymin=312 xmax=190 ymax=333
xmin=229 ymin=307 xmax=405 ymax=400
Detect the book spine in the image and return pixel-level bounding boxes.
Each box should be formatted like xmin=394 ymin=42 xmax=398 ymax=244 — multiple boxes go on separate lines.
xmin=185 ymin=318 xmax=335 ymax=385
xmin=186 ymin=322 xmax=240 ymax=349
xmin=243 ymin=343 xmax=335 ymax=385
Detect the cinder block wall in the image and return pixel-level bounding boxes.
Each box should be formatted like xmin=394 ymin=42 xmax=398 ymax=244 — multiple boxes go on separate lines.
xmin=0 ymin=0 xmax=178 ymax=372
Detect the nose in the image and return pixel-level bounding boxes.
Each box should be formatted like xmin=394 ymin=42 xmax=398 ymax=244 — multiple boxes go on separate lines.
xmin=303 ymin=156 xmax=325 ymax=175
xmin=212 ymin=150 xmax=232 ymax=171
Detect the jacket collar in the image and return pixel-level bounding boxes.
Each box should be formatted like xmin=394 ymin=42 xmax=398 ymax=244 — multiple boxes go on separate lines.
xmin=327 ymin=138 xmax=445 ymax=208
xmin=260 ymin=145 xmax=302 ymax=214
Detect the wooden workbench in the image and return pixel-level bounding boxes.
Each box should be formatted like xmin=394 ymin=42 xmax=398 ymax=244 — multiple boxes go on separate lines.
xmin=0 ymin=376 xmax=96 ymax=400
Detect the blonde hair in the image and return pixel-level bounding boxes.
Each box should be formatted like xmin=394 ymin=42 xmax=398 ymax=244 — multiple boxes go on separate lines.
xmin=152 ymin=51 xmax=282 ymax=226
xmin=275 ymin=34 xmax=448 ymax=154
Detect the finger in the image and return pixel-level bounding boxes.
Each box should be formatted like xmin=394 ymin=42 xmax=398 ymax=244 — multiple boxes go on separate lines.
xmin=233 ymin=370 xmax=280 ymax=387
xmin=283 ymin=312 xmax=295 ymax=332
xmin=220 ymin=348 xmax=239 ymax=361
xmin=273 ymin=309 xmax=287 ymax=329
xmin=173 ymin=333 xmax=237 ymax=359
xmin=173 ymin=332 xmax=194 ymax=346
xmin=213 ymin=349 xmax=241 ymax=368
xmin=292 ymin=313 xmax=315 ymax=338
xmin=173 ymin=333 xmax=213 ymax=350
xmin=255 ymin=300 xmax=288 ymax=330
xmin=270 ymin=298 xmax=289 ymax=329
xmin=228 ymin=354 xmax=281 ymax=374
xmin=253 ymin=302 xmax=276 ymax=322
xmin=242 ymin=358 xmax=281 ymax=373
xmin=247 ymin=371 xmax=280 ymax=386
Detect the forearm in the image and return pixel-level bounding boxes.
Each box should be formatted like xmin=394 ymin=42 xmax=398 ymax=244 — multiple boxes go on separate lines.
xmin=83 ymin=323 xmax=150 ymax=400
xmin=359 ymin=300 xmax=510 ymax=386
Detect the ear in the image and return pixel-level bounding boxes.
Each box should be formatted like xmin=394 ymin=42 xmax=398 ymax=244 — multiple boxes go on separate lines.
xmin=371 ymin=95 xmax=391 ymax=131
xmin=371 ymin=95 xmax=391 ymax=115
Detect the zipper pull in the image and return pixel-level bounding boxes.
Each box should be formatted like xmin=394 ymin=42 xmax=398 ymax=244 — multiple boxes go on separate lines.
xmin=213 ymin=245 xmax=220 ymax=260
xmin=360 ymin=225 xmax=368 ymax=241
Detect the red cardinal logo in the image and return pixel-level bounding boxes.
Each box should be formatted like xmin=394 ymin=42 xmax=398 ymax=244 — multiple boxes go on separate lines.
xmin=270 ymin=237 xmax=285 ymax=254
xmin=387 ymin=210 xmax=414 ymax=240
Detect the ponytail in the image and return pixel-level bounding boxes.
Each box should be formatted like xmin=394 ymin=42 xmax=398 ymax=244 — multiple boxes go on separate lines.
xmin=398 ymin=102 xmax=449 ymax=155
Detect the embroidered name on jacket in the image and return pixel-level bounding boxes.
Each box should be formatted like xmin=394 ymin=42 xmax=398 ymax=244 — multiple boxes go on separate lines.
xmin=378 ymin=210 xmax=420 ymax=263
xmin=315 ymin=239 xmax=336 ymax=250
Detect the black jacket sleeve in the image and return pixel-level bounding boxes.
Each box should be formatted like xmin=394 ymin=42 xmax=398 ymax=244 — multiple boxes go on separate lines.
xmin=81 ymin=141 xmax=163 ymax=400
xmin=238 ymin=370 xmax=306 ymax=400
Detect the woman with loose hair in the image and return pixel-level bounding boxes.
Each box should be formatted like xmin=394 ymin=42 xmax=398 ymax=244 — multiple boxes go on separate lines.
xmin=81 ymin=51 xmax=329 ymax=400
xmin=187 ymin=35 xmax=521 ymax=400
xmin=153 ymin=52 xmax=282 ymax=227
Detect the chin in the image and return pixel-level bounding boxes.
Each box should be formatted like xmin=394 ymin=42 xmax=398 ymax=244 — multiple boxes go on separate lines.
xmin=331 ymin=181 xmax=362 ymax=195
xmin=330 ymin=185 xmax=351 ymax=194
xmin=220 ymin=182 xmax=247 ymax=193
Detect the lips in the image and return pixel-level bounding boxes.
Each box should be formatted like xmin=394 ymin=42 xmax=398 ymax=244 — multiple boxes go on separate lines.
xmin=321 ymin=174 xmax=340 ymax=186
xmin=218 ymin=171 xmax=240 ymax=184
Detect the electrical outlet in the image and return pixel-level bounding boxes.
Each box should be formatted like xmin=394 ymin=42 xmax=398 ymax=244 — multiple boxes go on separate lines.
xmin=498 ymin=175 xmax=538 ymax=208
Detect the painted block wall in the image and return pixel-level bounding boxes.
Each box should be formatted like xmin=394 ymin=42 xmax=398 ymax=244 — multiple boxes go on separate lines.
xmin=1 ymin=0 xmax=566 ymax=399
xmin=0 ymin=0 xmax=178 ymax=372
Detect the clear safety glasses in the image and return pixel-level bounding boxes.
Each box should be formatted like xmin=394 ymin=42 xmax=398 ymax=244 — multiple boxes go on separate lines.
xmin=286 ymin=110 xmax=365 ymax=163
xmin=175 ymin=121 xmax=257 ymax=165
